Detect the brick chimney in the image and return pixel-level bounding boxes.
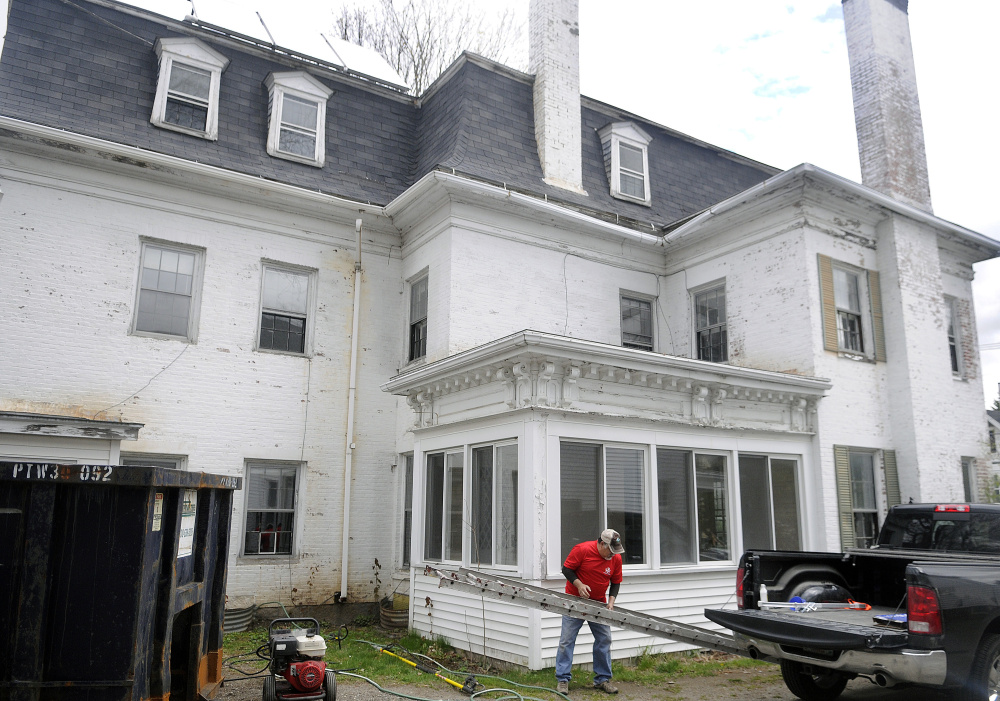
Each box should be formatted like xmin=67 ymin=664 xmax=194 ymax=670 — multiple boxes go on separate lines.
xmin=529 ymin=0 xmax=586 ymax=194
xmin=842 ymin=0 xmax=932 ymax=212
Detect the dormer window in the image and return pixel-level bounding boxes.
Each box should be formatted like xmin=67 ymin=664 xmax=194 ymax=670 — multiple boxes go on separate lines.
xmin=598 ymin=122 xmax=653 ymax=205
xmin=151 ymin=38 xmax=229 ymax=140
xmin=264 ymin=72 xmax=333 ymax=167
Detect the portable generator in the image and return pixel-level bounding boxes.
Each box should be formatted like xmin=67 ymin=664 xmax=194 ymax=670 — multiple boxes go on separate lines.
xmin=263 ymin=618 xmax=335 ymax=701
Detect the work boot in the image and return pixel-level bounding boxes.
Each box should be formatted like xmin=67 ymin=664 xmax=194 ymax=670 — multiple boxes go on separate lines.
xmin=593 ymin=681 xmax=618 ymax=694
xmin=556 ymin=680 xmax=569 ymax=694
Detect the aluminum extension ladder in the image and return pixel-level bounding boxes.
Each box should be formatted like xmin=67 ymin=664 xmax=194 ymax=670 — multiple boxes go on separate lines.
xmin=425 ymin=566 xmax=762 ymax=659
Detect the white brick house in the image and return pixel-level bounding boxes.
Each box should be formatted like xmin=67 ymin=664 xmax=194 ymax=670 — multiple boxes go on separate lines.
xmin=0 ymin=0 xmax=997 ymax=670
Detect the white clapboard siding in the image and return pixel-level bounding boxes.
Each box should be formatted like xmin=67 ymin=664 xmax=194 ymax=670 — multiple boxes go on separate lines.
xmin=415 ymin=569 xmax=739 ymax=670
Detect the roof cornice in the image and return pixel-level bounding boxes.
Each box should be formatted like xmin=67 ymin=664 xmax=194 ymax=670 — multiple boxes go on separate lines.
xmin=664 ymin=163 xmax=1000 ymax=258
xmin=382 ymin=329 xmax=832 ymax=396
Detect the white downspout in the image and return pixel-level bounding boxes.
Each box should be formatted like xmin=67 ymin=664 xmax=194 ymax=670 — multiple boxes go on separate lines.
xmin=340 ymin=218 xmax=363 ymax=602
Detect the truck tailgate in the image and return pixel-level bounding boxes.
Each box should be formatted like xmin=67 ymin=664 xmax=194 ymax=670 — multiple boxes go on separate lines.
xmin=705 ymin=608 xmax=909 ymax=650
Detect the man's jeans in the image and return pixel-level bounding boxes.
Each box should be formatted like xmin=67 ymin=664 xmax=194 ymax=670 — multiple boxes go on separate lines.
xmin=555 ymin=615 xmax=612 ymax=684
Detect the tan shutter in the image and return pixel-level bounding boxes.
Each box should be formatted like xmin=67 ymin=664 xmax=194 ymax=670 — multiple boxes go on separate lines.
xmin=883 ymin=449 xmax=900 ymax=507
xmin=834 ymin=445 xmax=855 ymax=549
xmin=818 ymin=254 xmax=838 ymax=353
xmin=868 ymin=270 xmax=886 ymax=362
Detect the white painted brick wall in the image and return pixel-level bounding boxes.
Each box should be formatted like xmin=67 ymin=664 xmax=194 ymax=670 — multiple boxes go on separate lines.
xmin=843 ymin=0 xmax=932 ymax=211
xmin=529 ymin=0 xmax=584 ymax=192
xmin=0 ymin=152 xmax=403 ymax=604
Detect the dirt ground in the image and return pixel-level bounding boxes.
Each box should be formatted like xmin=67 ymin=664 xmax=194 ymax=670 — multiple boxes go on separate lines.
xmin=215 ymin=665 xmax=953 ymax=701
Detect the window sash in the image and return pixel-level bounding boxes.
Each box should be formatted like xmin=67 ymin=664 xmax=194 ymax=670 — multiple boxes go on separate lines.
xmin=136 ymin=244 xmax=196 ymax=337
xmin=621 ymin=296 xmax=653 ymax=350
xmin=617 ymin=142 xmax=646 ymax=199
xmin=695 ymin=287 xmax=727 ymax=362
xmin=656 ymin=448 xmax=694 ymax=564
xmin=409 ymin=277 xmax=428 ymax=360
xmin=471 ymin=444 xmax=518 ymax=567
xmin=696 ymin=454 xmax=729 ymax=561
xmin=165 ymin=63 xmax=211 ymax=131
xmin=739 ymin=456 xmax=801 ymax=551
xmin=245 ymin=464 xmax=297 ymax=555
xmin=848 ymin=451 xmax=877 ymax=548
xmin=402 ymin=455 xmax=413 ymax=567
xmin=424 ymin=451 xmax=463 ymax=562
xmin=947 ymin=299 xmax=961 ymax=374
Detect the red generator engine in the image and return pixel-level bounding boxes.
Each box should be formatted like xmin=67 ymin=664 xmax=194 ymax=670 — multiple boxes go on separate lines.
xmin=264 ymin=618 xmax=335 ymax=701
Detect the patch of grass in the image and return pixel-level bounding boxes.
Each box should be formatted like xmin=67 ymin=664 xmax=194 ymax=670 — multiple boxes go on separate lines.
xmin=222 ymin=622 xmax=775 ymax=691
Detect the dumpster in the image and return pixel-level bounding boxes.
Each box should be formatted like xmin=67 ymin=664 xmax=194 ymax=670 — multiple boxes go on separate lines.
xmin=0 ymin=462 xmax=242 ymax=701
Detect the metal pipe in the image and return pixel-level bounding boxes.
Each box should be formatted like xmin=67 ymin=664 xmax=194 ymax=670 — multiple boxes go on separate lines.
xmin=340 ymin=218 xmax=363 ymax=603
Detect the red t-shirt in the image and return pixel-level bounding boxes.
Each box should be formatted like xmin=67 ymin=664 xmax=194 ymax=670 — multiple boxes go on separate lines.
xmin=563 ymin=540 xmax=623 ymax=603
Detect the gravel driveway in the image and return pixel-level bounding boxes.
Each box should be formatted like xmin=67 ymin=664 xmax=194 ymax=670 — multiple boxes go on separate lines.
xmin=216 ymin=666 xmax=955 ymax=701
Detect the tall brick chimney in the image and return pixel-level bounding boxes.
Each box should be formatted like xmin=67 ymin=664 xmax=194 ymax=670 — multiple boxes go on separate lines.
xmin=842 ymin=0 xmax=932 ymax=212
xmin=529 ymin=0 xmax=586 ymax=194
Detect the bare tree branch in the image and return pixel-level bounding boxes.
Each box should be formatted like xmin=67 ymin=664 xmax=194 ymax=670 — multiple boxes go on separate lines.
xmin=333 ymin=0 xmax=525 ymax=94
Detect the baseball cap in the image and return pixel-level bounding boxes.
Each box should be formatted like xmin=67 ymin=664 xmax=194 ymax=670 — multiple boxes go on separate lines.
xmin=599 ymin=529 xmax=625 ymax=554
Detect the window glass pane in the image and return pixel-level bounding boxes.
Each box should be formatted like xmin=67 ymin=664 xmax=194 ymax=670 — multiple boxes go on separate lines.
xmin=424 ymin=453 xmax=444 ymax=561
xmin=445 ymin=452 xmax=464 ymax=561
xmin=260 ymin=313 xmax=305 ymax=353
xmin=696 ymin=454 xmax=729 ymax=561
xmin=606 ymin=447 xmax=645 ymax=564
xmin=165 ymin=99 xmax=208 ymax=130
xmin=657 ymin=448 xmax=694 ymax=564
xmin=771 ymin=460 xmax=801 ymax=550
xmin=833 ymin=268 xmax=861 ymax=313
xmin=620 ymin=172 xmax=645 ymax=198
xmin=619 ymin=143 xmax=644 ymax=173
xmin=281 ymin=94 xmax=318 ymax=130
xmin=496 ymin=444 xmax=518 ymax=566
xmin=849 ymin=452 xmax=876 ymax=510
xmin=560 ymin=442 xmax=602 ymax=558
xmin=168 ymin=63 xmax=211 ymax=99
xmin=739 ymin=455 xmax=771 ymax=550
xmin=410 ymin=277 xmax=428 ymax=320
xmin=402 ymin=455 xmax=413 ymax=566
xmin=471 ymin=446 xmax=494 ymax=566
xmin=278 ymin=129 xmax=317 ymax=158
xmin=621 ymin=296 xmax=652 ymax=350
xmin=263 ymin=268 xmax=308 ymax=314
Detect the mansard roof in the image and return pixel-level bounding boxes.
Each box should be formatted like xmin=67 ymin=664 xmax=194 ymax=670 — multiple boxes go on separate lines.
xmin=0 ymin=0 xmax=778 ymax=226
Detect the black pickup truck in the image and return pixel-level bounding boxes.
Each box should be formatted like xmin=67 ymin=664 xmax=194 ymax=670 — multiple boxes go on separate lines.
xmin=705 ymin=503 xmax=1000 ymax=701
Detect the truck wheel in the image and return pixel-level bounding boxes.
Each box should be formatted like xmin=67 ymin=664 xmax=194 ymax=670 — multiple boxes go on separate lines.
xmin=961 ymin=633 xmax=1000 ymax=701
xmin=780 ymin=660 xmax=848 ymax=701
xmin=263 ymin=674 xmax=277 ymax=701
xmin=324 ymin=671 xmax=337 ymax=701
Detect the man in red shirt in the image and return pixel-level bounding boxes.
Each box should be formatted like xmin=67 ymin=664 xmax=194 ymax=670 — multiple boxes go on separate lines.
xmin=555 ymin=529 xmax=624 ymax=694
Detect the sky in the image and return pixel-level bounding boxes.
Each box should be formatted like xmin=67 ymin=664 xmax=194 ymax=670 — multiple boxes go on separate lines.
xmin=2 ymin=0 xmax=997 ymax=405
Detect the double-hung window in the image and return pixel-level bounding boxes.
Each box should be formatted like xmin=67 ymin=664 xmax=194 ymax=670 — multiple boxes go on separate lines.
xmin=738 ymin=455 xmax=801 ymax=550
xmin=133 ymin=240 xmax=203 ymax=341
xmin=849 ymin=451 xmax=878 ymax=548
xmin=694 ymin=285 xmax=727 ymax=362
xmin=244 ymin=462 xmax=298 ymax=555
xmin=259 ymin=264 xmax=312 ymax=354
xmin=471 ymin=443 xmax=518 ymax=567
xmin=819 ymin=255 xmax=886 ymax=361
xmin=408 ymin=276 xmax=428 ymax=361
xmin=424 ymin=450 xmax=463 ymax=562
xmin=597 ymin=122 xmax=653 ymax=205
xmin=560 ymin=442 xmax=646 ymax=565
xmin=150 ymin=38 xmax=228 ymax=140
xmin=947 ymin=297 xmax=964 ymax=375
xmin=620 ymin=295 xmax=653 ymax=351
xmin=401 ymin=455 xmax=414 ymax=567
xmin=264 ymin=72 xmax=333 ymax=167
xmin=834 ymin=446 xmax=899 ymax=549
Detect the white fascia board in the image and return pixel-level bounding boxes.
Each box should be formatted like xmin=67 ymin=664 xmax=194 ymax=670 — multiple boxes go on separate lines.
xmin=381 ymin=329 xmax=831 ymax=395
xmin=385 ymin=170 xmax=664 ymax=247
xmin=664 ymin=163 xmax=1000 ymax=259
xmin=0 ymin=412 xmax=143 ymax=441
xmin=0 ymin=116 xmax=389 ymax=224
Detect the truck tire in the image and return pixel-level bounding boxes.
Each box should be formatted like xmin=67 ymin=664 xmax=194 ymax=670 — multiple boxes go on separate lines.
xmin=961 ymin=633 xmax=1000 ymax=701
xmin=780 ymin=660 xmax=848 ymax=701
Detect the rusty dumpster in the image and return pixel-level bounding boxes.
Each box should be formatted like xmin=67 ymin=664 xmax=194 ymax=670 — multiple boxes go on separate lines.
xmin=0 ymin=462 xmax=241 ymax=701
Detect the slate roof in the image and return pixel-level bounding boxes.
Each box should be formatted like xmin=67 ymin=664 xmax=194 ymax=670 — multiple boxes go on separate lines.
xmin=0 ymin=0 xmax=779 ymax=227
xmin=989 ymin=410 xmax=1000 ymax=425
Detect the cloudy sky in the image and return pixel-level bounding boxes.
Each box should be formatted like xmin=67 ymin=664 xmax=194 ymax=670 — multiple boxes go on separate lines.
xmin=3 ymin=0 xmax=997 ymax=404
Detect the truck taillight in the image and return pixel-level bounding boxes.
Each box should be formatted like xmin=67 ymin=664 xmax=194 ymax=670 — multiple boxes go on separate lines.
xmin=736 ymin=567 xmax=745 ymax=609
xmin=934 ymin=504 xmax=970 ymax=513
xmin=907 ymin=584 xmax=942 ymax=635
